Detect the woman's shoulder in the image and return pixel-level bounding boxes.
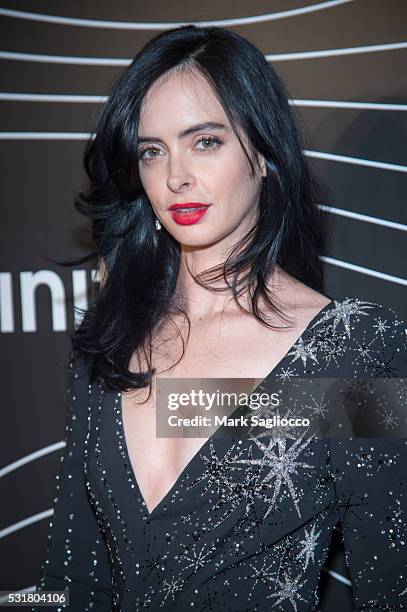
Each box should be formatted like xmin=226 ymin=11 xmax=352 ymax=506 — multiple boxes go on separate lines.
xmin=280 ymin=273 xmax=406 ymax=345
xmin=320 ymin=295 xmax=406 ymax=337
xmin=311 ymin=294 xmax=407 ymax=377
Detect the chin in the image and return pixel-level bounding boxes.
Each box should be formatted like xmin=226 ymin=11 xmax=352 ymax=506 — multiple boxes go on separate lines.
xmin=169 ymin=227 xmax=224 ymax=248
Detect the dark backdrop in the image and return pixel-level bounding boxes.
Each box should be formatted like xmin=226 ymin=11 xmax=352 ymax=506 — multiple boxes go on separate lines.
xmin=0 ymin=1 xmax=406 ymax=609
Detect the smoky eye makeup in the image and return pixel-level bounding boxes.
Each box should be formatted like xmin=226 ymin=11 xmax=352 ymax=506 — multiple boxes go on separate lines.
xmin=137 ymin=135 xmax=224 ymax=164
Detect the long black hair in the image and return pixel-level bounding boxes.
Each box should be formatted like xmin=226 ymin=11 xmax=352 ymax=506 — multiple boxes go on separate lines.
xmin=63 ymin=24 xmax=328 ymax=394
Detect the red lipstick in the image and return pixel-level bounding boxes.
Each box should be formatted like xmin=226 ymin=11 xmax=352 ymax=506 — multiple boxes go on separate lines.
xmin=168 ymin=202 xmax=211 ymax=226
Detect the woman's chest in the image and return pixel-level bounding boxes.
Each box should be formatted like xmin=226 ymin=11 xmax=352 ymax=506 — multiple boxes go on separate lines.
xmin=85 ymin=390 xmax=335 ymax=563
xmin=111 ymin=306 xmax=332 ymax=515
xmin=146 ymin=309 xmax=316 ymax=381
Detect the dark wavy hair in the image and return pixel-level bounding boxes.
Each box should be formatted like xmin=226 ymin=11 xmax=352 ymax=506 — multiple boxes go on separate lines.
xmin=62 ymin=24 xmax=328 ymax=395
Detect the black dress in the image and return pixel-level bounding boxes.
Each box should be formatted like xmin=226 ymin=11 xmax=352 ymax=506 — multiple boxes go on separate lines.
xmin=33 ymin=296 xmax=407 ymax=611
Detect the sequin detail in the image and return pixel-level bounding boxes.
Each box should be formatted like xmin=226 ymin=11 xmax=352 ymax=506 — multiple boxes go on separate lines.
xmin=33 ymin=297 xmax=407 ymax=611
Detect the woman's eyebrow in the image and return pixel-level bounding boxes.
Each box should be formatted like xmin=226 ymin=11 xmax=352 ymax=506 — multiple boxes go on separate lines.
xmin=137 ymin=122 xmax=229 ymax=144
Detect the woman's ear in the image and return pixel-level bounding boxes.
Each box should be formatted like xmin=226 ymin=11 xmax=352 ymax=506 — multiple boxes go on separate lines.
xmin=257 ymin=152 xmax=267 ymax=178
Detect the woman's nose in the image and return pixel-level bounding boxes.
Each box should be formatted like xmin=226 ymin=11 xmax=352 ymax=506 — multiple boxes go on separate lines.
xmin=166 ymin=154 xmax=195 ymax=192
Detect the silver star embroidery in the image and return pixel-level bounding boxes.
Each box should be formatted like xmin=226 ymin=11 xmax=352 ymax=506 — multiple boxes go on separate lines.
xmin=247 ymin=557 xmax=278 ymax=600
xmin=206 ymin=445 xmax=275 ymax=528
xmin=287 ymin=337 xmax=319 ymax=368
xmin=277 ymin=367 xmax=298 ymax=382
xmin=380 ymin=408 xmax=399 ymax=430
xmin=160 ymin=576 xmax=185 ymax=605
xmin=373 ymin=317 xmax=391 ymax=341
xmin=233 ymin=433 xmax=315 ymax=518
xmin=312 ymin=297 xmax=374 ymax=338
xmin=248 ymin=405 xmax=299 ymax=443
xmin=296 ymin=522 xmax=322 ymax=570
xmin=186 ymin=440 xmax=244 ymax=497
xmin=267 ymin=570 xmax=308 ymax=610
xmin=351 ymin=329 xmax=377 ymax=366
xmin=179 ymin=542 xmax=217 ymax=573
xmin=305 ymin=393 xmax=330 ymax=419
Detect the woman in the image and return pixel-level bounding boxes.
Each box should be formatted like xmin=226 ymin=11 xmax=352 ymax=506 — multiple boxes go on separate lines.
xmin=34 ymin=25 xmax=407 ymax=611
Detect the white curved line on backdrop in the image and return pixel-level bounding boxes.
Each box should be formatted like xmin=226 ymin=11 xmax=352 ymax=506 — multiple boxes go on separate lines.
xmin=1 ymin=41 xmax=406 ymax=66
xmin=321 ymin=256 xmax=407 ymax=286
xmin=291 ymin=99 xmax=407 ymax=111
xmin=304 ymin=150 xmax=407 ymax=173
xmin=0 ymin=509 xmax=53 ymax=540
xmin=318 ymin=205 xmax=407 ymax=233
xmin=0 ymin=1 xmax=357 ymax=29
xmin=265 ymin=41 xmax=407 ymax=61
xmin=0 ymin=50 xmax=127 ymax=66
xmin=1 ymin=93 xmax=407 ymax=112
xmin=321 ymin=567 xmax=352 ymax=586
xmin=1 ymin=132 xmax=406 ymax=174
xmin=0 ymin=93 xmax=107 ymax=102
xmin=0 ymin=441 xmax=65 ymax=479
xmin=0 ymin=132 xmax=90 ymax=139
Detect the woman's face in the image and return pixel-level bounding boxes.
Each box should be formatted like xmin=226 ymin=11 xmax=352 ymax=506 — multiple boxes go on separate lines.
xmin=137 ymin=68 xmax=266 ymax=248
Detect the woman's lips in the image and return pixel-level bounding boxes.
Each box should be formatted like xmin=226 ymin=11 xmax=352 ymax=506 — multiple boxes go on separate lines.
xmin=169 ymin=205 xmax=211 ymax=226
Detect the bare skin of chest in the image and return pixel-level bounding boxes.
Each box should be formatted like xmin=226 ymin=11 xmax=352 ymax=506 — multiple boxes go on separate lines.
xmin=121 ymin=292 xmax=331 ymax=513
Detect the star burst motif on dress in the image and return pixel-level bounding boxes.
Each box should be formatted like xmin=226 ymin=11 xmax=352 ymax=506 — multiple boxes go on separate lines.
xmin=304 ymin=392 xmax=330 ymax=419
xmin=296 ymin=522 xmax=322 ymax=570
xmin=287 ymin=337 xmax=319 ymax=368
xmin=248 ymin=404 xmax=300 ymax=443
xmin=267 ymin=569 xmax=308 ymax=610
xmin=160 ymin=576 xmax=185 ymax=605
xmin=205 ymin=445 xmax=276 ymax=529
xmin=233 ymin=432 xmax=315 ymax=518
xmin=351 ymin=329 xmax=377 ymax=366
xmin=379 ymin=407 xmax=399 ymax=430
xmin=142 ymin=552 xmax=169 ymax=580
xmin=277 ymin=367 xmax=298 ymax=382
xmin=185 ymin=440 xmax=245 ymax=498
xmin=372 ymin=317 xmax=391 ymax=341
xmin=342 ymin=377 xmax=378 ymax=402
xmin=178 ymin=542 xmax=217 ymax=573
xmin=247 ymin=557 xmax=278 ymax=601
xmin=367 ymin=341 xmax=404 ymax=377
xmin=311 ymin=298 xmax=374 ymax=338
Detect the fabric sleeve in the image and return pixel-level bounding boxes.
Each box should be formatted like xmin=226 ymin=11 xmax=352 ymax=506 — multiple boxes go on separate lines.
xmin=32 ymin=353 xmax=113 ymax=611
xmin=328 ymin=307 xmax=407 ymax=609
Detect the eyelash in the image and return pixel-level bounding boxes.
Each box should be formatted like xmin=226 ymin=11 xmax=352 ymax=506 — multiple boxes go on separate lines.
xmin=138 ymin=136 xmax=223 ymax=164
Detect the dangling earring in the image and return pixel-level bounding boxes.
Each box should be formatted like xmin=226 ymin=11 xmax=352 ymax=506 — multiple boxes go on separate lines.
xmin=155 ymin=217 xmax=162 ymax=231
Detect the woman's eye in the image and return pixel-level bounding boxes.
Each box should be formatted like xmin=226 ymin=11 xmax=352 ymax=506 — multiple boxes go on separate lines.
xmin=138 ymin=146 xmax=162 ymax=163
xmin=138 ymin=136 xmax=222 ymax=165
xmin=195 ymin=136 xmax=222 ymax=151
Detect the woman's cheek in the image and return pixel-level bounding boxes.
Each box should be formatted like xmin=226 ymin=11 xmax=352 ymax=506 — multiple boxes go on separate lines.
xmin=139 ymin=168 xmax=158 ymax=196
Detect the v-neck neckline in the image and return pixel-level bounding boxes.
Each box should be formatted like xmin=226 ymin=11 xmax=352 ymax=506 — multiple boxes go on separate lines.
xmin=117 ymin=297 xmax=336 ymax=518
